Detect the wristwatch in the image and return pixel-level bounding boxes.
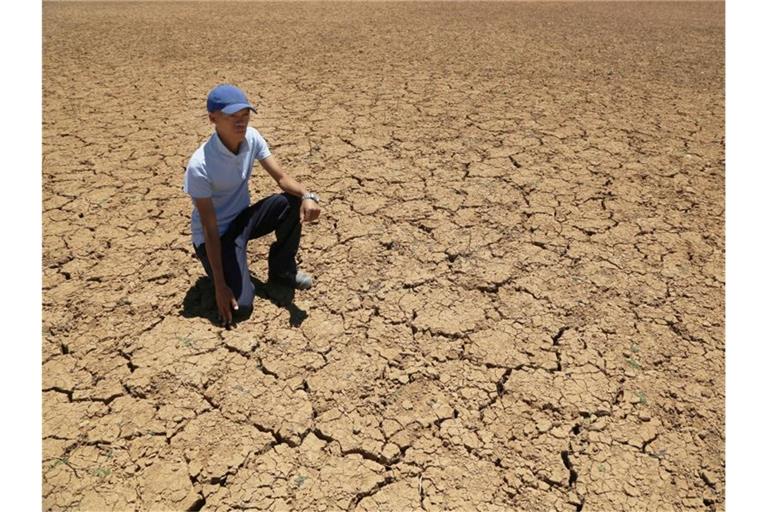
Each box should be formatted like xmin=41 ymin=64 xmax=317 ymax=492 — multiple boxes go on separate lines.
xmin=302 ymin=192 xmax=320 ymax=203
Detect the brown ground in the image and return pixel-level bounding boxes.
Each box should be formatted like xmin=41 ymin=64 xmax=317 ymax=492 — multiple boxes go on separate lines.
xmin=43 ymin=2 xmax=725 ymax=511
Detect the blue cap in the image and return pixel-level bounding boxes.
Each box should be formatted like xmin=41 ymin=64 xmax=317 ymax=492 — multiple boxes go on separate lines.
xmin=206 ymin=84 xmax=256 ymax=114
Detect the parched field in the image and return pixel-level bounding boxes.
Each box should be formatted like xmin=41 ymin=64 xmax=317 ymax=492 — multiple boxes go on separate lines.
xmin=42 ymin=2 xmax=725 ymax=511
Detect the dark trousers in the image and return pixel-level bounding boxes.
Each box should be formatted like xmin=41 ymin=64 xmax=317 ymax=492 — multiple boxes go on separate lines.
xmin=194 ymin=193 xmax=301 ymax=307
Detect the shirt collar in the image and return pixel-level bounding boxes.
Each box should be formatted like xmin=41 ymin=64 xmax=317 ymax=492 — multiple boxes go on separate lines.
xmin=211 ymin=130 xmax=249 ymax=158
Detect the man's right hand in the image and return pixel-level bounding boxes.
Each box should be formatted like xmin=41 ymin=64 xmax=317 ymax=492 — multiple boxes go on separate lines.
xmin=195 ymin=197 xmax=239 ymax=328
xmin=215 ymin=283 xmax=239 ymax=328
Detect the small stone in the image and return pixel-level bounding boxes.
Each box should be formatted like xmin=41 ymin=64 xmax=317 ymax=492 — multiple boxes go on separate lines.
xmin=188 ymin=461 xmax=202 ymax=479
xmin=433 ymin=403 xmax=454 ymax=419
xmin=638 ymin=410 xmax=652 ymax=421
xmin=682 ymin=497 xmax=702 ymax=508
xmin=461 ymin=432 xmax=480 ymax=449
xmin=623 ymin=481 xmax=640 ymax=497
xmin=272 ymin=499 xmax=289 ymax=509
xmin=382 ymin=443 xmax=400 ymax=460
xmin=402 ymin=400 xmax=413 ymax=410
xmin=701 ymin=469 xmax=717 ymax=488
xmin=588 ymin=418 xmax=608 ymax=432
xmin=477 ymin=430 xmax=493 ymax=443
xmin=503 ymin=469 xmax=521 ymax=487
xmin=381 ymin=419 xmax=401 ymax=438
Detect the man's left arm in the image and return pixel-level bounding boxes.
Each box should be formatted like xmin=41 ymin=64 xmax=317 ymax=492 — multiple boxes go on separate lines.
xmin=258 ymin=155 xmax=321 ymax=224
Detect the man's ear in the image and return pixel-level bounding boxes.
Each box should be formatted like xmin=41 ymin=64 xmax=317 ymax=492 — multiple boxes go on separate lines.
xmin=208 ymin=112 xmax=217 ymax=124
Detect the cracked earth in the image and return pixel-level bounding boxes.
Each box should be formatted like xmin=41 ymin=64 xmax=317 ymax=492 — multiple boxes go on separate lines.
xmin=43 ymin=2 xmax=724 ymax=511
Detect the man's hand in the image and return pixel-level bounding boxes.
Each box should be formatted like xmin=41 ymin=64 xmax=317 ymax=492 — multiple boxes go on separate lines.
xmin=215 ymin=283 xmax=239 ymax=328
xmin=194 ymin=197 xmax=238 ymax=328
xmin=300 ymin=198 xmax=321 ymax=224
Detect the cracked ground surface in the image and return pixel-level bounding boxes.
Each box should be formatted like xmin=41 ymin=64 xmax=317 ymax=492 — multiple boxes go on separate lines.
xmin=43 ymin=2 xmax=724 ymax=511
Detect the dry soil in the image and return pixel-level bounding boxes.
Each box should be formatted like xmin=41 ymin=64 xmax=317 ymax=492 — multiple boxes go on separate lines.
xmin=43 ymin=2 xmax=725 ymax=511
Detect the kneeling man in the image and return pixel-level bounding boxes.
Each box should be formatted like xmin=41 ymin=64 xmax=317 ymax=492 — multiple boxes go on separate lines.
xmin=184 ymin=84 xmax=321 ymax=327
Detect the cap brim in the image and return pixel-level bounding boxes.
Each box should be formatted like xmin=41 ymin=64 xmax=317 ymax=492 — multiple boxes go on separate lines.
xmin=220 ymin=103 xmax=256 ymax=115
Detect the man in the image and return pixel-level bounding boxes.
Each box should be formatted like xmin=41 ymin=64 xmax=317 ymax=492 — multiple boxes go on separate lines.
xmin=184 ymin=84 xmax=321 ymax=327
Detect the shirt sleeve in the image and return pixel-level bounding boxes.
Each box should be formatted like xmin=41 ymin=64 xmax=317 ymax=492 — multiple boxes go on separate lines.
xmin=251 ymin=129 xmax=272 ymax=161
xmin=183 ymin=162 xmax=212 ymax=198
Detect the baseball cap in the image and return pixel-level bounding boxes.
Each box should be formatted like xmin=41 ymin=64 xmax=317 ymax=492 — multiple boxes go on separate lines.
xmin=206 ymin=84 xmax=256 ymax=114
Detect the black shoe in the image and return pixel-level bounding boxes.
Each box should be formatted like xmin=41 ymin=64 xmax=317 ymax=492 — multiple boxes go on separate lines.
xmin=268 ymin=270 xmax=313 ymax=290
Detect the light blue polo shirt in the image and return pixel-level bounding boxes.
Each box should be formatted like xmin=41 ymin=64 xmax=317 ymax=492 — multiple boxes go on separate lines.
xmin=184 ymin=127 xmax=271 ymax=246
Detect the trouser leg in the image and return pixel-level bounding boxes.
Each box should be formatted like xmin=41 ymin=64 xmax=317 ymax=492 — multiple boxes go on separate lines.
xmin=194 ymin=237 xmax=254 ymax=308
xmin=193 ymin=193 xmax=302 ymax=307
xmin=232 ymin=192 xmax=302 ymax=277
xmin=267 ymin=195 xmax=302 ymax=277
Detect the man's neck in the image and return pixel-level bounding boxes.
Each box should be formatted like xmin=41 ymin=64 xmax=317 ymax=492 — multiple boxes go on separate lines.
xmin=216 ymin=129 xmax=242 ymax=155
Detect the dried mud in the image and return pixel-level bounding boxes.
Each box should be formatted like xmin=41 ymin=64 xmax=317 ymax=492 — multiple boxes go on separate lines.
xmin=43 ymin=2 xmax=725 ymax=511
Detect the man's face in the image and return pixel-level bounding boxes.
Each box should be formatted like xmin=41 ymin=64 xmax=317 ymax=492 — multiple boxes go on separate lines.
xmin=210 ymin=108 xmax=250 ymax=142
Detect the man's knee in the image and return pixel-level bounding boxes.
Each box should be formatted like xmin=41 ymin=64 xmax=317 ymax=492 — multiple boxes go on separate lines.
xmin=285 ymin=192 xmax=301 ymax=206
xmin=276 ymin=193 xmax=300 ymax=222
xmin=264 ymin=193 xmax=295 ymax=218
xmin=237 ymin=281 xmax=255 ymax=309
xmin=284 ymin=192 xmax=301 ymax=211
